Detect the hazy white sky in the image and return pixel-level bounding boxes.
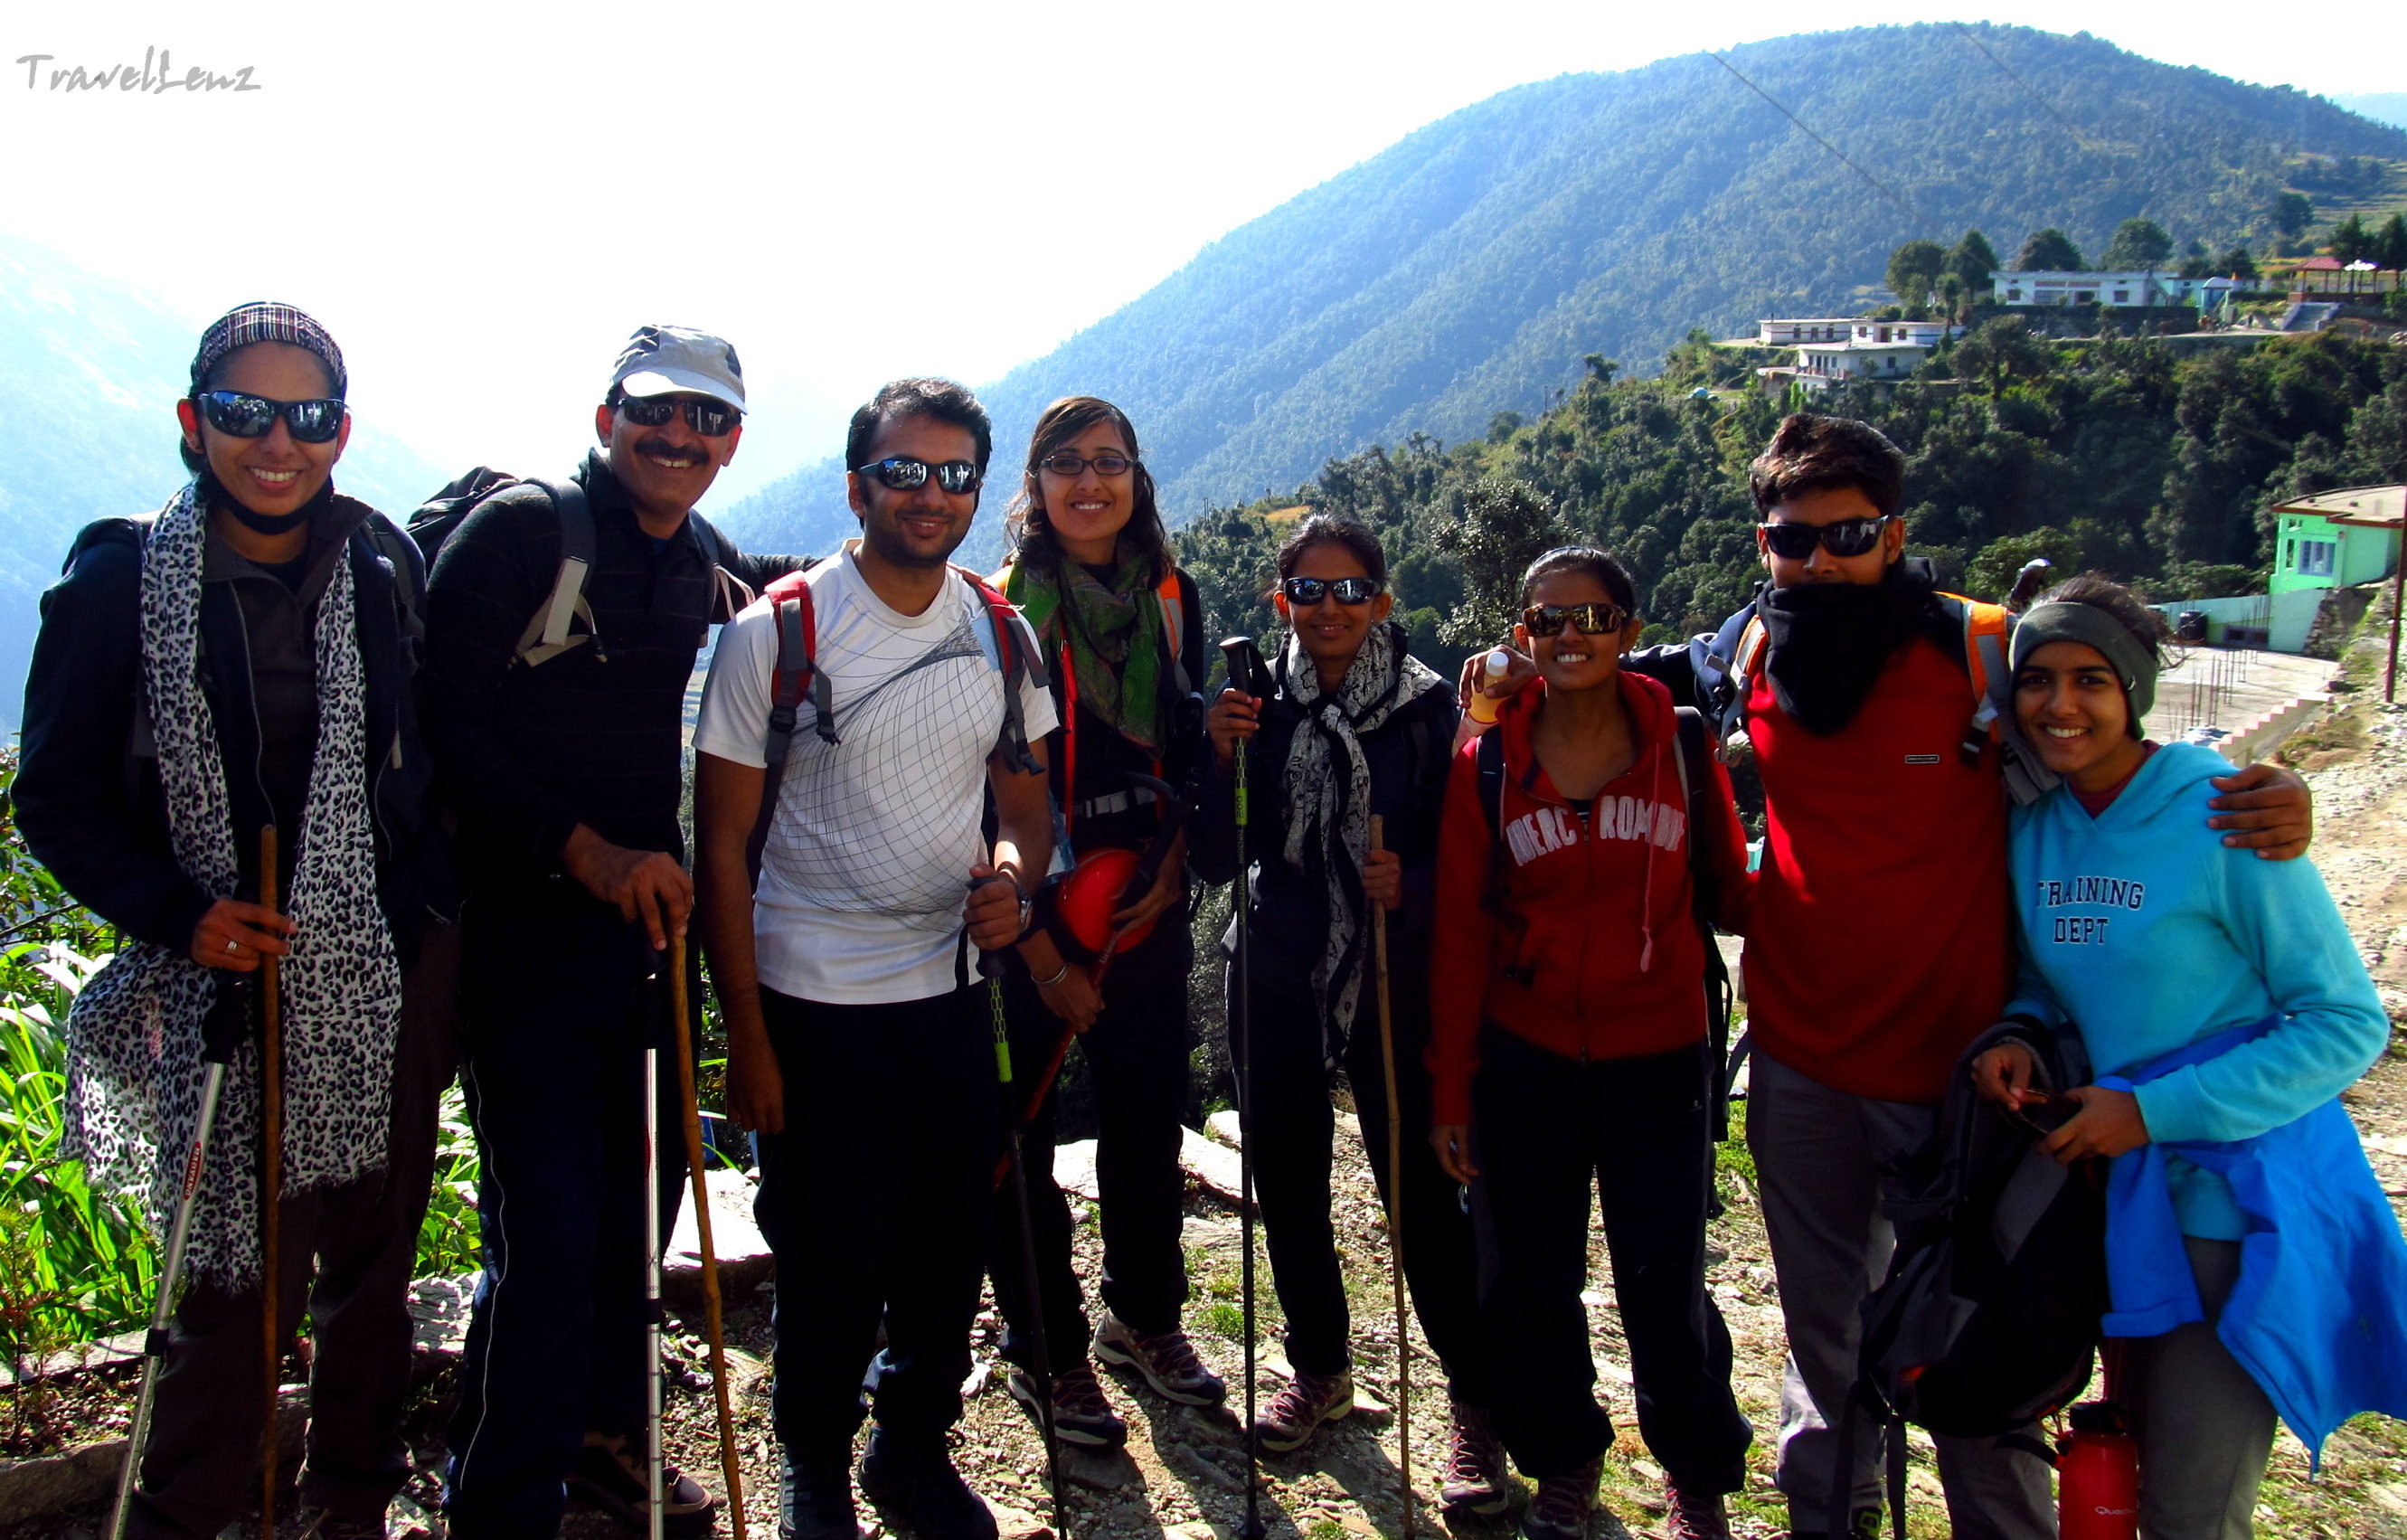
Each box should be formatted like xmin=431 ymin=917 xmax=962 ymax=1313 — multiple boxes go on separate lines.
xmin=6 ymin=1 xmax=2400 ymax=501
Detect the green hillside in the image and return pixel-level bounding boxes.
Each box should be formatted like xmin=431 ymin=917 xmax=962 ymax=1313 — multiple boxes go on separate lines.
xmin=1169 ymin=326 xmax=2407 ymax=681
xmin=0 ymin=233 xmax=442 ymax=729
xmin=723 ymin=23 xmax=2407 ymax=562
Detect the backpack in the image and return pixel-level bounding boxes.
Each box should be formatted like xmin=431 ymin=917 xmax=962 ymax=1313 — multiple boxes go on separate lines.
xmin=407 ymin=468 xmax=757 ymax=668
xmin=1688 ymin=576 xmax=2057 ymax=804
xmin=743 ymin=561 xmax=1047 ymax=879
xmin=1838 ymin=1017 xmax=2109 ymax=1535
xmin=1474 ymin=704 xmax=1739 ymax=1138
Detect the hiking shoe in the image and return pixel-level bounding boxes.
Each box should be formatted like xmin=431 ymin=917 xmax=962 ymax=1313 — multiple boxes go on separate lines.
xmin=1092 ymin=1312 xmax=1227 ymax=1406
xmin=300 ymin=1511 xmax=388 ymax=1540
xmin=567 ymin=1431 xmax=722 ymax=1537
xmin=857 ymin=1425 xmax=998 ymax=1540
xmin=1665 ymin=1482 xmax=1733 ymax=1540
xmin=1437 ymin=1402 xmax=1513 ymax=1516
xmin=1517 ymin=1456 xmax=1600 ymax=1540
xmin=779 ymin=1446 xmax=862 ymax=1540
xmin=1252 ymin=1367 xmax=1355 ymax=1453
xmin=1007 ymin=1360 xmax=1129 ymax=1449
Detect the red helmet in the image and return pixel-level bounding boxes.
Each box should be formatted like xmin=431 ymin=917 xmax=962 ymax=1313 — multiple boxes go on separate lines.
xmin=1055 ymin=848 xmax=1158 ymax=955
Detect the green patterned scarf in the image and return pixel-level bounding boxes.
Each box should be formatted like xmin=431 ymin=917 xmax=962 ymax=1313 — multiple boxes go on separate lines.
xmin=1005 ymin=538 xmax=1165 ymax=753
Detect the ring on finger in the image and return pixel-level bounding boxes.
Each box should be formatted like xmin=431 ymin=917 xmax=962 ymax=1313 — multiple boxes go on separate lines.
xmin=225 ymin=939 xmax=240 ymax=954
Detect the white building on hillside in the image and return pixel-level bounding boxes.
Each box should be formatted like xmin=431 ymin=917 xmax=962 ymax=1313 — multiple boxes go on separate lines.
xmin=1758 ymin=318 xmax=1858 ymax=345
xmin=1993 ymin=270 xmax=2245 ymax=309
xmin=1791 ymin=339 xmax=1931 ymax=389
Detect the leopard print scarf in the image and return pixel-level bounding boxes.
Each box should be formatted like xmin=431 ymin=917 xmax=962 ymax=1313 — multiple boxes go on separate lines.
xmin=63 ymin=480 xmax=402 ymax=1290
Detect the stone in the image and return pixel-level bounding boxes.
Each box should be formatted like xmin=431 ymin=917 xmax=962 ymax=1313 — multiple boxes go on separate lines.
xmin=1181 ymin=1128 xmax=1245 ymax=1202
xmin=408 ymin=1272 xmax=477 ymax=1366
xmin=990 ymin=1501 xmax=1053 ymax=1540
xmin=1205 ymin=1110 xmax=1244 ymax=1148
xmin=665 ymin=1166 xmax=776 ymax=1308
xmin=1055 ymin=1138 xmax=1102 ymax=1199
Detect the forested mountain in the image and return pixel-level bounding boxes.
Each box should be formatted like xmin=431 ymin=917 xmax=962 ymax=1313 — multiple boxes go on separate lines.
xmin=1168 ymin=326 xmax=2407 ymax=681
xmin=0 ymin=233 xmax=442 ymax=728
xmin=722 ymin=23 xmax=2407 ymax=562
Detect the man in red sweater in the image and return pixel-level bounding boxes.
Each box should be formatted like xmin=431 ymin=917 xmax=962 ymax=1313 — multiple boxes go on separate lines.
xmin=1466 ymin=414 xmax=2312 ymax=1538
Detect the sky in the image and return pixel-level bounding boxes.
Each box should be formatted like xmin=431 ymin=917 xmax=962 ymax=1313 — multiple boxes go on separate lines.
xmin=5 ymin=1 xmax=2402 ymax=505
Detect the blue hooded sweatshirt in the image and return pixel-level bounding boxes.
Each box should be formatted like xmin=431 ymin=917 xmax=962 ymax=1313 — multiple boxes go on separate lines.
xmin=2006 ymin=740 xmax=2406 ymax=1457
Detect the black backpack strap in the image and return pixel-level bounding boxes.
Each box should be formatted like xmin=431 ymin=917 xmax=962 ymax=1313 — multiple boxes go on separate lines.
xmin=359 ymin=511 xmax=428 ymax=667
xmin=686 ymin=510 xmax=760 ymax=621
xmin=1671 ymin=706 xmax=1737 ymax=1141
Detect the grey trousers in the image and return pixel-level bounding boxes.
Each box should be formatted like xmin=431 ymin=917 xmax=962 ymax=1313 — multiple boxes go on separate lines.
xmin=2120 ymin=1236 xmax=2276 ymax=1540
xmin=1748 ymin=1053 xmax=2055 ymax=1538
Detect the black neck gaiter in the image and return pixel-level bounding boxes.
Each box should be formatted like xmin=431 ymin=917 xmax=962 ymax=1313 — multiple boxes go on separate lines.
xmin=203 ymin=468 xmax=335 ymax=538
xmin=1758 ymin=563 xmax=1932 ymax=736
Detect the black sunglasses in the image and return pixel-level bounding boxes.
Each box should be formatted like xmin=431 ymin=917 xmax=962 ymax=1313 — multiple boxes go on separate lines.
xmin=1038 ymin=451 xmax=1136 ymax=478
xmin=1759 ymin=515 xmax=1894 ymax=560
xmin=616 ymin=396 xmax=741 ymax=436
xmin=855 ymin=457 xmax=982 ymax=495
xmin=1282 ymin=575 xmax=1382 ymax=606
xmin=195 ymin=391 xmax=345 ymax=444
xmin=1520 ymin=601 xmax=1628 ymax=636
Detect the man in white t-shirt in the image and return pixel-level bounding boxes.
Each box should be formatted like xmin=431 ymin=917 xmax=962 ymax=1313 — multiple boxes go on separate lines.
xmin=692 ymin=379 xmax=1057 ymax=1540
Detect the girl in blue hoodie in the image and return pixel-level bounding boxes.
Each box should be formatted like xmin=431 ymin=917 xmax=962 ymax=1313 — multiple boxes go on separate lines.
xmin=1971 ymin=574 xmax=2404 ymax=1540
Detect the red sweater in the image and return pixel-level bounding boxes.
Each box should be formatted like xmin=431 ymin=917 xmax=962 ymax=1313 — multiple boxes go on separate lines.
xmin=1742 ymin=636 xmax=2014 ymax=1103
xmin=1428 ymin=671 xmax=1751 ymax=1126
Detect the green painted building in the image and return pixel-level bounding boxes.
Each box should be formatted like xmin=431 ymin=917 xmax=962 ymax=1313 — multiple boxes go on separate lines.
xmin=2268 ymin=486 xmax=2402 ymax=596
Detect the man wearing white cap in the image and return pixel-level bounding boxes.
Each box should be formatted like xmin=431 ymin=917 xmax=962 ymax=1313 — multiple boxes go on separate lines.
xmin=429 ymin=326 xmax=805 ymax=1538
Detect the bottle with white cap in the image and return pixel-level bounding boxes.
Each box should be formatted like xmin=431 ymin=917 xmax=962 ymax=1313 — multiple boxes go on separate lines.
xmin=1466 ymin=647 xmax=1514 ymax=725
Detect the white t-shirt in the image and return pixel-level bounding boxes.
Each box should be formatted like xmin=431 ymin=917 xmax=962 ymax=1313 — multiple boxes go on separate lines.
xmin=694 ymin=543 xmax=1057 ymax=1005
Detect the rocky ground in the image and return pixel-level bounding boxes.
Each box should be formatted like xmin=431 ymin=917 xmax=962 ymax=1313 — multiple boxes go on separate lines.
xmin=9 ymin=689 xmax=2407 ymax=1540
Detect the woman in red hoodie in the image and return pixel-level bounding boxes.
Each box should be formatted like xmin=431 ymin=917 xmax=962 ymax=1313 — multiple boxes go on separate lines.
xmin=1430 ymin=547 xmax=1754 ymax=1540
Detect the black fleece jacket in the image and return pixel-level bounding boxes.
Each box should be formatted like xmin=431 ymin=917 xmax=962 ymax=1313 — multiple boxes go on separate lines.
xmin=420 ymin=449 xmax=804 ymax=898
xmin=15 ymin=492 xmax=444 ymax=959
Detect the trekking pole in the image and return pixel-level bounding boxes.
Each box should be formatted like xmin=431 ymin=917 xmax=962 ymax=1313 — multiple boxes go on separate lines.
xmin=644 ymin=957 xmax=667 ymax=1540
xmin=667 ymin=935 xmax=748 ymax=1540
xmin=109 ymin=1029 xmax=239 ymax=1540
xmin=1218 ymin=637 xmax=1269 ymax=1540
xmin=258 ymin=826 xmax=282 ymax=1540
xmin=981 ymin=940 xmax=1062 ymax=1523
xmin=1367 ymin=817 xmax=1411 ymax=1540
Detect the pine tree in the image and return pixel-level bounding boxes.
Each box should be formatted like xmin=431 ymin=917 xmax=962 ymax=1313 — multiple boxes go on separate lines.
xmin=2015 ymin=227 xmax=2086 ymax=271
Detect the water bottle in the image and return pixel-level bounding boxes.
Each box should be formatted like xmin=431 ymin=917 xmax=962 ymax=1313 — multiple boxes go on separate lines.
xmin=1466 ymin=647 xmax=1513 ymax=725
xmin=2056 ymin=1401 xmax=2139 ymax=1540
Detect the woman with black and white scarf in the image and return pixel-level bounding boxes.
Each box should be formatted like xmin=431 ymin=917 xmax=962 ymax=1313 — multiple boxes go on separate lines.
xmin=15 ymin=303 xmax=453 ymax=1540
xmin=1190 ymin=515 xmax=1506 ymax=1513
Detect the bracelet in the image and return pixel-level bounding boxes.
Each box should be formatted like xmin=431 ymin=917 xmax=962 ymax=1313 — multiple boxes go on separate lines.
xmin=1034 ymin=960 xmax=1071 ymax=988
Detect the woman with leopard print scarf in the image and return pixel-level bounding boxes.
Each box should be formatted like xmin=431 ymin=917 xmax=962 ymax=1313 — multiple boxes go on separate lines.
xmin=1190 ymin=515 xmax=1508 ymax=1516
xmin=15 ymin=303 xmax=453 ymax=1540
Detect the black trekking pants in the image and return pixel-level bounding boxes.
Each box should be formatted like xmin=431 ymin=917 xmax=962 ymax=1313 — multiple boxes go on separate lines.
xmin=1232 ymin=970 xmax=1491 ymax=1405
xmin=753 ymin=985 xmax=996 ymax=1458
xmin=130 ymin=922 xmax=458 ymax=1540
xmin=989 ymin=921 xmax=1194 ymax=1370
xmin=1470 ymin=1027 xmax=1751 ymax=1491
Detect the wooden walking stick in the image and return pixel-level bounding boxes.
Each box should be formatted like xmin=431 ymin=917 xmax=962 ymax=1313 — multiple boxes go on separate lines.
xmin=258 ymin=826 xmax=282 ymax=1540
xmin=668 ymin=934 xmax=749 ymax=1540
xmin=1368 ymin=817 xmax=1412 ymax=1540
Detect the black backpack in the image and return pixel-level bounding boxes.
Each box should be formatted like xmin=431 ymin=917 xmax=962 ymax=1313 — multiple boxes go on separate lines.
xmin=408 ymin=468 xmax=757 ymax=666
xmin=1838 ymin=1017 xmax=2110 ymax=1535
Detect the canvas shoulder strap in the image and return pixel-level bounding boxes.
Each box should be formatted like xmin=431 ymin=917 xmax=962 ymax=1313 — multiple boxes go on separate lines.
xmin=957 ymin=565 xmax=1047 ymax=776
xmin=511 ymin=477 xmax=599 ymax=667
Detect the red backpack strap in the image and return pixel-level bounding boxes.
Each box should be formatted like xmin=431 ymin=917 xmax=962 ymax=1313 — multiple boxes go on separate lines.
xmin=1156 ymin=568 xmax=1192 ymax=697
xmin=749 ymin=568 xmax=832 ymax=882
xmin=1938 ymin=592 xmax=2014 ymax=762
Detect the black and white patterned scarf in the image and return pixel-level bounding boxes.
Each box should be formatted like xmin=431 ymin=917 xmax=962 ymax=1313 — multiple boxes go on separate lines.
xmin=1277 ymin=620 xmax=1445 ymax=1065
xmin=63 ymin=481 xmax=402 ymax=1290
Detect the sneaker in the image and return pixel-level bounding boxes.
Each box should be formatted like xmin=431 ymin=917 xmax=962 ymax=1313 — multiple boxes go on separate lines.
xmin=1091 ymin=1312 xmax=1227 ymax=1406
xmin=779 ymin=1446 xmax=863 ymax=1540
xmin=1517 ymin=1456 xmax=1600 ymax=1540
xmin=1007 ymin=1361 xmax=1129 ymax=1449
xmin=566 ymin=1431 xmax=722 ymax=1538
xmin=1665 ymin=1482 xmax=1733 ymax=1540
xmin=1437 ymin=1403 xmax=1513 ymax=1516
xmin=1251 ymin=1367 xmax=1355 ymax=1454
xmin=300 ymin=1511 xmax=388 ymax=1540
xmin=856 ymin=1425 xmax=999 ymax=1540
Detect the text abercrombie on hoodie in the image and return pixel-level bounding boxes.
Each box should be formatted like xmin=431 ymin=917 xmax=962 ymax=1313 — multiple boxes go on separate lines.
xmin=1428 ymin=670 xmax=1752 ymax=1127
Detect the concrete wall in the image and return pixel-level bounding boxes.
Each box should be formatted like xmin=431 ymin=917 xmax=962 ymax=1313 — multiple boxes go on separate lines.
xmin=2149 ymin=588 xmax=2326 ymax=653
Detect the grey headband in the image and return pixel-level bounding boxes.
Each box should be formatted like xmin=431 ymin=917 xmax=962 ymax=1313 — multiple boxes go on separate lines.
xmin=2010 ymin=601 xmax=2158 ymax=723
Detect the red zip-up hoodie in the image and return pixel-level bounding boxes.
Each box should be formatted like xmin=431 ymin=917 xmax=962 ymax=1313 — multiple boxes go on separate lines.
xmin=1428 ymin=670 xmax=1751 ymax=1126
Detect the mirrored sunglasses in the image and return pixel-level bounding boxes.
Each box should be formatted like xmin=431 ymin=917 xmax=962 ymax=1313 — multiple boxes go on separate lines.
xmin=1758 ymin=515 xmax=1893 ymax=560
xmin=1520 ymin=601 xmax=1629 ymax=636
xmin=1282 ymin=576 xmax=1382 ymax=606
xmin=617 ymin=396 xmax=741 ymax=436
xmin=855 ymin=457 xmax=982 ymax=495
xmin=195 ymin=391 xmax=345 ymax=444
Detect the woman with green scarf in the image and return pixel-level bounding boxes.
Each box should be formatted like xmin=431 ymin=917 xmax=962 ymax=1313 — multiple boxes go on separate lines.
xmin=986 ymin=396 xmax=1214 ymax=1450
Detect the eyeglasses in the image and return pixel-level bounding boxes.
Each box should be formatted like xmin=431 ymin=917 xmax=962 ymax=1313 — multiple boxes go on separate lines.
xmin=1758 ymin=515 xmax=1894 ymax=560
xmin=194 ymin=391 xmax=345 ymax=443
xmin=1038 ymin=451 xmax=1136 ymax=478
xmin=615 ymin=396 xmax=741 ymax=436
xmin=1519 ymin=601 xmax=1628 ymax=636
xmin=855 ymin=457 xmax=982 ymax=495
xmin=1282 ymin=575 xmax=1382 ymax=606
